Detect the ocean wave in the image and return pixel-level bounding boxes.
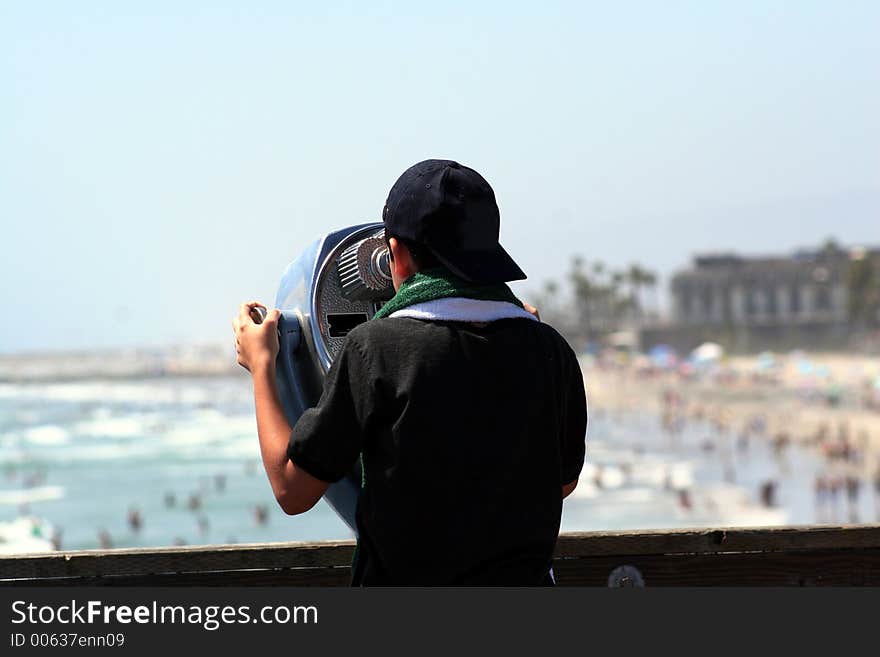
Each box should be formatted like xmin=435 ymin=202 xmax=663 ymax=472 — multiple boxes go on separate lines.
xmin=73 ymin=415 xmax=156 ymax=439
xmin=0 ymin=486 xmax=65 ymax=505
xmin=0 ymin=516 xmax=57 ymax=554
xmin=162 ymin=414 xmax=255 ymax=443
xmin=22 ymin=425 xmax=70 ymax=446
xmin=0 ymin=380 xmax=235 ymax=406
xmin=45 ymin=443 xmax=159 ymax=462
xmin=213 ymin=437 xmax=261 ymax=460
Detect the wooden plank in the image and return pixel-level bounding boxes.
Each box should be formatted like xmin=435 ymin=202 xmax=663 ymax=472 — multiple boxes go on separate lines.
xmin=553 ymin=525 xmax=880 ymax=558
xmin=0 ymin=540 xmax=356 ymax=581
xmin=3 ymin=568 xmax=351 ymax=587
xmin=552 ymin=549 xmax=880 ymax=586
xmin=3 ymin=526 xmax=880 ymax=584
xmin=5 ymin=550 xmax=880 ymax=587
xmin=7 ymin=548 xmax=880 ymax=587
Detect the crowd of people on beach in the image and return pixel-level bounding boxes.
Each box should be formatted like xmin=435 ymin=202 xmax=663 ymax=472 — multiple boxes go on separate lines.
xmin=653 ymin=375 xmax=880 ymax=524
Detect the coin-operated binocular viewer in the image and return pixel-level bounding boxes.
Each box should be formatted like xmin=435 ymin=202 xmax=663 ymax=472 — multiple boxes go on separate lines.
xmin=273 ymin=223 xmax=393 ymax=532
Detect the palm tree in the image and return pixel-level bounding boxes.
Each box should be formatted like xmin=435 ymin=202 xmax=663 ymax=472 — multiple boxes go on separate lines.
xmin=642 ymin=268 xmax=658 ymax=321
xmin=625 ymin=264 xmax=658 ymax=324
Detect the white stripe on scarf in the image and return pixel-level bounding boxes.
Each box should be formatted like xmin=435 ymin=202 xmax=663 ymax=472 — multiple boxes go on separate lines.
xmin=388 ymin=297 xmax=538 ymax=323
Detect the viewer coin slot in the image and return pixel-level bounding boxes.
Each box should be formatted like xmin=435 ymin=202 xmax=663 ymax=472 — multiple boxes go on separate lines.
xmin=327 ymin=313 xmax=369 ymax=337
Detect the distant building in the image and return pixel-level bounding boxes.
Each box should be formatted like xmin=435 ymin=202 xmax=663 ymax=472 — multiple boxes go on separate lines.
xmin=647 ymin=243 xmax=878 ymax=352
xmin=672 ymin=247 xmax=850 ymax=327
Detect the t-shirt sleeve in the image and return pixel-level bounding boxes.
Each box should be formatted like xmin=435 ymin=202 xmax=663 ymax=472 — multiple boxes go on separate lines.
xmin=286 ymin=335 xmax=374 ymax=483
xmin=560 ymin=351 xmax=588 ymax=485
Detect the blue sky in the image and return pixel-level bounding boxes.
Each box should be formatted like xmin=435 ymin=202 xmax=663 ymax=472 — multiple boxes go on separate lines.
xmin=2 ymin=1 xmax=878 ymax=352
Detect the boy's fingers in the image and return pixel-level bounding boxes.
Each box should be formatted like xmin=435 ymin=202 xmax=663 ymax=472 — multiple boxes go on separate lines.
xmin=239 ymin=301 xmax=268 ymax=323
xmin=239 ymin=305 xmax=256 ymax=324
xmin=250 ymin=307 xmax=268 ymax=324
xmin=522 ymin=301 xmax=540 ymax=321
xmin=265 ymin=309 xmax=282 ymax=324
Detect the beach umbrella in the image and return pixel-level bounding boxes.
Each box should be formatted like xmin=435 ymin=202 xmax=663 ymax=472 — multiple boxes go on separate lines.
xmin=648 ymin=344 xmax=677 ymax=369
xmin=796 ymin=358 xmax=814 ymax=376
xmin=756 ymin=351 xmax=776 ymax=372
xmin=691 ymin=342 xmax=724 ymax=363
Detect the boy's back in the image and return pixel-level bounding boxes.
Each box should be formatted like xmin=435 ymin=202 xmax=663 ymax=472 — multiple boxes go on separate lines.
xmin=288 ymin=316 xmax=587 ymax=585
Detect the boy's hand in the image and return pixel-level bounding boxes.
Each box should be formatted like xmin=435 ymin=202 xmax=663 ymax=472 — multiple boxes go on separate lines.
xmin=523 ymin=301 xmax=540 ymax=321
xmin=232 ymin=301 xmax=281 ymax=373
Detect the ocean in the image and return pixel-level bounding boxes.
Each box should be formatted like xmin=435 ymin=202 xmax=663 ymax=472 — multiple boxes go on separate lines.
xmin=0 ymin=372 xmax=869 ymax=554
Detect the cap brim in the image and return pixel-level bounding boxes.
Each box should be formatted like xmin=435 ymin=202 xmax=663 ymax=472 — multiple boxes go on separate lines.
xmin=428 ymin=242 xmax=527 ymax=284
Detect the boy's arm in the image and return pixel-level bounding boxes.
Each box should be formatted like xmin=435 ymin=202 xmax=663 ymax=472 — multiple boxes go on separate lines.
xmin=251 ymin=360 xmax=329 ymax=514
xmin=234 ymin=302 xmax=329 ymax=515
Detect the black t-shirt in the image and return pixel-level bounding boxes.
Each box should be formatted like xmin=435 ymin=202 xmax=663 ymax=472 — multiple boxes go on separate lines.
xmin=287 ymin=316 xmax=587 ymax=585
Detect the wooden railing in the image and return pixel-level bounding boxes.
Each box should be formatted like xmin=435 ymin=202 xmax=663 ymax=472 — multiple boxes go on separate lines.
xmin=3 ymin=525 xmax=880 ymax=586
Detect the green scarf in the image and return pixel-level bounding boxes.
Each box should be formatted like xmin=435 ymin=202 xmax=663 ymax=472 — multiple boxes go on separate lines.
xmin=373 ymin=268 xmax=524 ymax=319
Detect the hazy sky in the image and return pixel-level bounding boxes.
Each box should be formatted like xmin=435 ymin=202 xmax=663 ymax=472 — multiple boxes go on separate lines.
xmin=2 ymin=1 xmax=878 ymax=353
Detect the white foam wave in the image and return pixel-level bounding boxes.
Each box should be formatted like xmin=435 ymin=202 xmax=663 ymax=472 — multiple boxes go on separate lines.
xmin=163 ymin=415 xmax=255 ymax=443
xmin=0 ymin=486 xmax=65 ymax=505
xmin=0 ymin=380 xmax=236 ymax=405
xmin=73 ymin=416 xmax=151 ymax=439
xmin=22 ymin=425 xmax=70 ymax=446
xmin=214 ymin=437 xmax=261 ymax=460
xmin=0 ymin=516 xmax=56 ymax=554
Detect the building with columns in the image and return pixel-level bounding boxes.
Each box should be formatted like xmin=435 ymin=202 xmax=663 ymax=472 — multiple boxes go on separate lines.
xmin=657 ymin=243 xmax=876 ymax=352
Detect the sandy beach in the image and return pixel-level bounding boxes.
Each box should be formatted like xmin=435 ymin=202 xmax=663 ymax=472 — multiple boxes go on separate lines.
xmin=585 ymin=352 xmax=880 ymax=448
xmin=583 ymin=351 xmax=880 ymax=523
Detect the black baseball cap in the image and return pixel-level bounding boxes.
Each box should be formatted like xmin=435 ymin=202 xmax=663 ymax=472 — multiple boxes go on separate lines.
xmin=382 ymin=159 xmax=526 ymax=284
